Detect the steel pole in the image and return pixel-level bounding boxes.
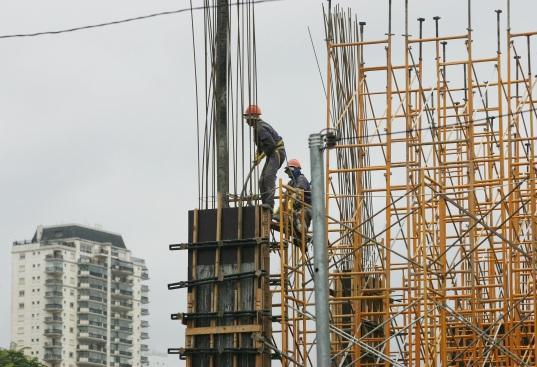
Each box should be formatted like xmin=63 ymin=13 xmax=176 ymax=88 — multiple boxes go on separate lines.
xmin=309 ymin=133 xmax=331 ymax=367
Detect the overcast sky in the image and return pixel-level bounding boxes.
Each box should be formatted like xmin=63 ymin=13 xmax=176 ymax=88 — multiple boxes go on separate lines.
xmin=0 ymin=1 xmax=534 ymax=366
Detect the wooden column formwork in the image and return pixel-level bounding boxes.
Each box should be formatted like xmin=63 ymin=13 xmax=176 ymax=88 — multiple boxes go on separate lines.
xmin=169 ymin=205 xmax=272 ymax=367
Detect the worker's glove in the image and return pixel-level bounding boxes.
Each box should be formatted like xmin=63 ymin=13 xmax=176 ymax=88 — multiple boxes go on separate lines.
xmin=253 ymin=152 xmax=265 ymax=166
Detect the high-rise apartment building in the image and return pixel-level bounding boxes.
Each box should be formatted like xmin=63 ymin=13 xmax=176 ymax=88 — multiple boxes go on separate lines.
xmin=10 ymin=224 xmax=150 ymax=367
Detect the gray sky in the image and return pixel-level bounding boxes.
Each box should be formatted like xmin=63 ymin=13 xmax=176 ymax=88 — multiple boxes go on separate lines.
xmin=0 ymin=0 xmax=534 ymax=366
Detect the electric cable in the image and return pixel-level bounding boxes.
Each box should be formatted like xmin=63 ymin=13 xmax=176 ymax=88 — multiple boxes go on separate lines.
xmin=0 ymin=0 xmax=281 ymax=40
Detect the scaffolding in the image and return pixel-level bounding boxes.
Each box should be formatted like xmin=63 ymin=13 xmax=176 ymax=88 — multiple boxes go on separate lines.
xmin=272 ymin=3 xmax=537 ymax=366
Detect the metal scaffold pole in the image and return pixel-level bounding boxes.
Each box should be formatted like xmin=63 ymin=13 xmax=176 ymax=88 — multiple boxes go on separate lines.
xmin=309 ymin=132 xmax=331 ymax=367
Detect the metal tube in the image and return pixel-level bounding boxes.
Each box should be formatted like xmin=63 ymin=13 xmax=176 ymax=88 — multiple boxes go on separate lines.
xmin=496 ymin=9 xmax=502 ymax=54
xmin=309 ymin=133 xmax=331 ymax=367
xmin=388 ymin=0 xmax=392 ymax=35
xmin=418 ymin=18 xmax=425 ymax=61
xmin=507 ymin=0 xmax=511 ymax=32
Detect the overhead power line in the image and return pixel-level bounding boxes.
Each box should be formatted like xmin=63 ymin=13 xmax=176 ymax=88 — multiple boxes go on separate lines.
xmin=0 ymin=0 xmax=281 ymax=40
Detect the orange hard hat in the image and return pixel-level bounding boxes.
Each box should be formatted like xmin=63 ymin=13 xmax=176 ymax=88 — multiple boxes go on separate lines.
xmin=287 ymin=159 xmax=302 ymax=169
xmin=243 ymin=104 xmax=262 ymax=117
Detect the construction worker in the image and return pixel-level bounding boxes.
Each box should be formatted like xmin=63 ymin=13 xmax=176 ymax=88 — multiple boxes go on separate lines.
xmin=243 ymin=104 xmax=286 ymax=210
xmin=284 ymin=159 xmax=312 ymax=234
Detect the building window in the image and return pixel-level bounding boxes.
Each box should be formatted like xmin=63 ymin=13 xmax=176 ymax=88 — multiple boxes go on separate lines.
xmin=18 ymin=303 xmax=24 ymax=309
xmin=19 ymin=291 xmax=24 ymax=297
xmin=19 ymin=254 xmax=25 ymax=259
xmin=18 ymin=265 xmax=25 ymax=271
xmin=18 ymin=278 xmax=24 ymax=285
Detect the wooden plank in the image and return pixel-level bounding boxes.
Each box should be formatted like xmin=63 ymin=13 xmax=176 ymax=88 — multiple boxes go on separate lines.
xmin=186 ymin=324 xmax=262 ymax=336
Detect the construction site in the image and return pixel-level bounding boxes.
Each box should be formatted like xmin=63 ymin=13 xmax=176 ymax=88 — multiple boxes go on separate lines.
xmin=167 ymin=0 xmax=537 ymax=366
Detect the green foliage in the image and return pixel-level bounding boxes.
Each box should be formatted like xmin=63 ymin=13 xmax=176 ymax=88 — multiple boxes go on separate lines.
xmin=0 ymin=348 xmax=45 ymax=367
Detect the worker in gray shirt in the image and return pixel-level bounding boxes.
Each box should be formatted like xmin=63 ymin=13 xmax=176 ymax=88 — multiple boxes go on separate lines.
xmin=243 ymin=104 xmax=286 ymax=210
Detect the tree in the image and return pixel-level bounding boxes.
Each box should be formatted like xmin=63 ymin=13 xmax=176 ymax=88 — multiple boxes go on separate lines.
xmin=0 ymin=348 xmax=45 ymax=367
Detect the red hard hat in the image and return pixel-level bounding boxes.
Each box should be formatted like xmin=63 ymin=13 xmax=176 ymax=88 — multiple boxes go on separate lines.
xmin=243 ymin=104 xmax=262 ymax=116
xmin=287 ymin=159 xmax=301 ymax=169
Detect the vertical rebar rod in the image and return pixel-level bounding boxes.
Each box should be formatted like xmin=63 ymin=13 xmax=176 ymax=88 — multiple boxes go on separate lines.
xmin=309 ymin=133 xmax=331 ymax=367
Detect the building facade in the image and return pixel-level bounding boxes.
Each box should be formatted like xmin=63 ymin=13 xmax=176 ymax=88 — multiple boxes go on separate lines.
xmin=10 ymin=224 xmax=149 ymax=367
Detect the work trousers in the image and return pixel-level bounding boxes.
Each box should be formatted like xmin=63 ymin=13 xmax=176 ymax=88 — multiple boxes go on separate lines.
xmin=260 ymin=148 xmax=286 ymax=208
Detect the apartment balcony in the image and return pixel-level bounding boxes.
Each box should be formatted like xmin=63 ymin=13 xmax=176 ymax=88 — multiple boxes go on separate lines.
xmin=141 ymin=356 xmax=149 ymax=365
xmin=141 ymin=320 xmax=149 ymax=328
xmin=78 ymin=344 xmax=107 ymax=354
xmin=78 ymin=307 xmax=107 ymax=317
xmin=141 ymin=344 xmax=149 ymax=352
xmin=45 ymin=303 xmax=63 ymax=311
xmin=112 ymin=313 xmax=133 ymax=323
xmin=45 ymin=290 xmax=63 ymax=298
xmin=44 ymin=346 xmax=62 ymax=361
xmin=44 ymin=327 xmax=62 ymax=337
xmin=111 ymin=348 xmax=132 ymax=358
xmin=45 ymin=278 xmax=63 ymax=286
xmin=141 ymin=332 xmax=149 ymax=340
xmin=44 ymin=316 xmax=63 ymax=325
xmin=45 ymin=253 xmax=63 ymax=260
xmin=112 ymin=336 xmax=133 ymax=345
xmin=79 ymin=268 xmax=107 ymax=279
xmin=78 ymin=360 xmax=106 ymax=367
xmin=141 ymin=271 xmax=149 ymax=280
xmin=77 ymin=351 xmax=107 ymax=366
xmin=111 ymin=301 xmax=133 ymax=311
xmin=78 ymin=331 xmax=107 ymax=343
xmin=141 ymin=308 xmax=149 ymax=316
xmin=45 ymin=264 xmax=63 ymax=275
xmin=141 ymin=285 xmax=149 ymax=293
xmin=111 ymin=261 xmax=133 ymax=275
xmin=112 ymin=324 xmax=132 ymax=333
xmin=141 ymin=296 xmax=149 ymax=304
xmin=44 ymin=353 xmax=62 ymax=362
xmin=112 ymin=276 xmax=133 ymax=285
xmin=111 ymin=289 xmax=132 ymax=298
xmin=78 ymin=315 xmax=107 ymax=328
